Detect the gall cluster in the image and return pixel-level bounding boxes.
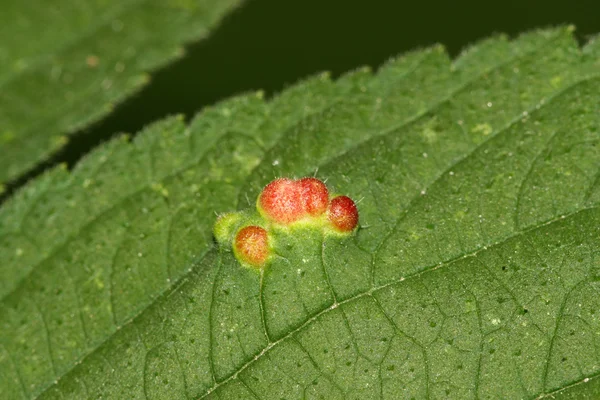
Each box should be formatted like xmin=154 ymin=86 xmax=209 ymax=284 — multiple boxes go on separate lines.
xmin=214 ymin=177 xmax=359 ymax=269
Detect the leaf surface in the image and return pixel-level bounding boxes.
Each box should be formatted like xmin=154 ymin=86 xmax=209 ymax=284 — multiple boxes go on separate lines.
xmin=0 ymin=0 xmax=242 ymax=185
xmin=1 ymin=27 xmax=600 ymax=399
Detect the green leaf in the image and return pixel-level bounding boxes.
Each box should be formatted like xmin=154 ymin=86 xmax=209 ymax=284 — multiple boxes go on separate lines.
xmin=2 ymin=26 xmax=600 ymax=399
xmin=0 ymin=0 xmax=242 ymax=185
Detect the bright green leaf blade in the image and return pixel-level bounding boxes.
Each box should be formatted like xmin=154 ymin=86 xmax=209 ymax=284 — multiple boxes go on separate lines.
xmin=0 ymin=0 xmax=242 ymax=185
xmin=2 ymin=27 xmax=600 ymax=399
xmin=0 ymin=64 xmax=367 ymax=399
xmin=237 ymin=28 xmax=579 ymax=204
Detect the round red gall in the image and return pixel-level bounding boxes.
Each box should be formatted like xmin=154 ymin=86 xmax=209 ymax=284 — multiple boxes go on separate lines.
xmin=298 ymin=177 xmax=329 ymax=217
xmin=234 ymin=226 xmax=270 ymax=268
xmin=258 ymin=178 xmax=303 ymax=225
xmin=327 ymin=195 xmax=359 ymax=232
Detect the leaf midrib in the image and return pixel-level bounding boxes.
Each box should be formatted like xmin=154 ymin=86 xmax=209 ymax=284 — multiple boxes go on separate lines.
xmin=37 ymin=72 xmax=600 ymax=399
xmin=199 ymin=206 xmax=599 ymax=399
xmin=538 ymin=372 xmax=600 ymax=399
xmin=201 ymin=75 xmax=600 ymax=399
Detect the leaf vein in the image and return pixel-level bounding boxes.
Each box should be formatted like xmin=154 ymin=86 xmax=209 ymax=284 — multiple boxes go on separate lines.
xmin=199 ymin=206 xmax=599 ymax=398
xmin=375 ymin=75 xmax=600 ymax=258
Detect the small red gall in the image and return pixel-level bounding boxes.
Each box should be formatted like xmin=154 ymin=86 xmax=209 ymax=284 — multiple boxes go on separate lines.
xmin=234 ymin=226 xmax=270 ymax=268
xmin=257 ymin=178 xmax=303 ymax=225
xmin=327 ymin=195 xmax=359 ymax=233
xmin=298 ymin=177 xmax=329 ymax=217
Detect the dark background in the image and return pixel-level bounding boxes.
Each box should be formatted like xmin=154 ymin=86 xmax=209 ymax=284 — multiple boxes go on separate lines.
xmin=5 ymin=0 xmax=600 ymax=200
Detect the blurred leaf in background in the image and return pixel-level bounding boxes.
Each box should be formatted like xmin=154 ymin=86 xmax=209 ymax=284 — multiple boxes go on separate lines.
xmin=0 ymin=0 xmax=242 ymax=186
xmin=86 ymin=0 xmax=600 ymax=149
